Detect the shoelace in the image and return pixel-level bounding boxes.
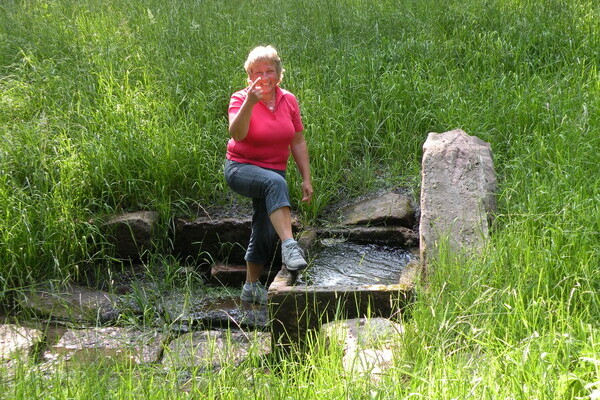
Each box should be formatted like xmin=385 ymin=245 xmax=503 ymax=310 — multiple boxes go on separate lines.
xmin=288 ymin=245 xmax=304 ymax=258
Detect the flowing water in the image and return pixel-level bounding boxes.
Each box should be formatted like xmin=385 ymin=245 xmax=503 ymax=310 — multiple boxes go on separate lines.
xmin=298 ymin=238 xmax=414 ymax=287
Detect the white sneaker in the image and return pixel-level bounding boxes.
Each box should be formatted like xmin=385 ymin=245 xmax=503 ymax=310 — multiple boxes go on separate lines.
xmin=282 ymin=240 xmax=307 ymax=271
xmin=240 ymin=282 xmax=267 ymax=305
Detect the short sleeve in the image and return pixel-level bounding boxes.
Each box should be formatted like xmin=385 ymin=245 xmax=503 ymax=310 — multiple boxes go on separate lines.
xmin=229 ymin=90 xmax=246 ymax=115
xmin=288 ymin=93 xmax=304 ymax=132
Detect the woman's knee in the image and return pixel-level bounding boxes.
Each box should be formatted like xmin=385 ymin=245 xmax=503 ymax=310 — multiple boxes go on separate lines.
xmin=265 ymin=173 xmax=288 ymax=194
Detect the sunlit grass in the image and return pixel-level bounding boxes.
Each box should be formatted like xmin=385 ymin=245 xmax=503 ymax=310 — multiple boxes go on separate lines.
xmin=1 ymin=0 xmax=599 ymax=397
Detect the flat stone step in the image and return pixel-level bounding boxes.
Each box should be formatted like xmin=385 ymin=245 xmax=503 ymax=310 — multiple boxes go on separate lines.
xmin=315 ymin=226 xmax=419 ymax=248
xmin=162 ymin=329 xmax=270 ymax=370
xmin=167 ymin=296 xmax=269 ymax=332
xmin=0 ymin=324 xmax=44 ymax=362
xmin=44 ymin=327 xmax=168 ymax=364
xmin=210 ymin=263 xmax=281 ymax=287
xmin=17 ymin=283 xmax=120 ymax=325
xmin=338 ymin=192 xmax=416 ymax=228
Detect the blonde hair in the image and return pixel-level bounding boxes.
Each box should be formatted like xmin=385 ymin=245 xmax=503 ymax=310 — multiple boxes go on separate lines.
xmin=244 ymin=45 xmax=285 ymax=82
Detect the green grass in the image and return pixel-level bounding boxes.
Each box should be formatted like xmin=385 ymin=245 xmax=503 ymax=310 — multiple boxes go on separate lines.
xmin=1 ymin=0 xmax=599 ymax=398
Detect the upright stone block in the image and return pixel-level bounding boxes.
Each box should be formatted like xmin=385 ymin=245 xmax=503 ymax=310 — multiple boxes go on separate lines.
xmin=419 ymin=129 xmax=497 ymax=271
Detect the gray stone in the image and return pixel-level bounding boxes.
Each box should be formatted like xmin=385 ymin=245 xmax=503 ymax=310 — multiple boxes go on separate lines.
xmin=322 ymin=317 xmax=404 ymax=347
xmin=0 ymin=324 xmax=44 ymax=362
xmin=18 ymin=283 xmax=120 ymax=324
xmin=419 ymin=129 xmax=497 ymax=271
xmin=45 ymin=327 xmax=167 ymax=364
xmin=321 ymin=318 xmax=403 ymax=380
xmin=162 ymin=329 xmax=270 ymax=370
xmin=339 ymin=192 xmax=415 ymax=228
xmin=102 ymin=211 xmax=159 ymax=260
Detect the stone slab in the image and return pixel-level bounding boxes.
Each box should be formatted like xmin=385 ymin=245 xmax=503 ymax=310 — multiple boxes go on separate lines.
xmin=210 ymin=264 xmax=248 ymax=286
xmin=0 ymin=324 xmax=44 ymax=362
xmin=209 ymin=263 xmax=279 ymax=287
xmin=162 ymin=290 xmax=268 ymax=332
xmin=172 ymin=217 xmax=252 ymax=266
xmin=18 ymin=283 xmax=119 ymax=324
xmin=316 ymin=226 xmax=419 ymax=248
xmin=268 ymin=263 xmax=415 ymax=348
xmin=339 ymin=192 xmax=415 ymax=228
xmin=321 ymin=318 xmax=404 ymax=380
xmin=162 ymin=329 xmax=270 ymax=370
xmin=45 ymin=327 xmax=167 ymax=364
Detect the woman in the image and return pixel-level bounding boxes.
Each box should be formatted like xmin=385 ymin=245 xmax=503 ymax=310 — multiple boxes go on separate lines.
xmin=224 ymin=45 xmax=313 ymax=305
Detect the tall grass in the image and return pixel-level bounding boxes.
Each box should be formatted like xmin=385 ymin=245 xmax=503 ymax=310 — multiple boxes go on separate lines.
xmin=1 ymin=0 xmax=599 ymax=397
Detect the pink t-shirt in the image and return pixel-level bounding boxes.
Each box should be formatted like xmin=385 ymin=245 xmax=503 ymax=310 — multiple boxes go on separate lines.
xmin=226 ymin=86 xmax=304 ymax=171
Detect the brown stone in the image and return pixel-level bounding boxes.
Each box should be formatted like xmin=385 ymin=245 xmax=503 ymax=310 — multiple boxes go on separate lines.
xmin=102 ymin=211 xmax=159 ymax=261
xmin=172 ymin=217 xmax=252 ymax=266
xmin=210 ymin=264 xmax=248 ymax=286
xmin=339 ymin=192 xmax=415 ymax=228
xmin=210 ymin=263 xmax=281 ymax=287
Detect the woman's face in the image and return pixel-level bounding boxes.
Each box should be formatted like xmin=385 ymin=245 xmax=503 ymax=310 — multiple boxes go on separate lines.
xmin=248 ymin=61 xmax=279 ymax=96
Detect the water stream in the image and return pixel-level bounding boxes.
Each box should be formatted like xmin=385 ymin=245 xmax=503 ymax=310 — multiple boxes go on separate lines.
xmin=297 ymin=238 xmax=414 ymax=287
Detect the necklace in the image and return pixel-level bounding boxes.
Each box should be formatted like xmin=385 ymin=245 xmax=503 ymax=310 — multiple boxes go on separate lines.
xmin=263 ymin=94 xmax=276 ymax=111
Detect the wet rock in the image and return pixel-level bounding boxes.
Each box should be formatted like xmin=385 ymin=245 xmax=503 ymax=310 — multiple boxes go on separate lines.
xmin=162 ymin=329 xmax=270 ymax=370
xmin=300 ymin=240 xmax=415 ymax=287
xmin=102 ymin=211 xmax=159 ymax=261
xmin=321 ymin=318 xmax=404 ymax=381
xmin=338 ymin=192 xmax=415 ymax=228
xmin=0 ymin=324 xmax=44 ymax=362
xmin=316 ymin=226 xmax=419 ymax=248
xmin=162 ymin=293 xmax=268 ymax=331
xmin=18 ymin=283 xmax=120 ymax=324
xmin=399 ymin=260 xmax=420 ymax=287
xmin=186 ymin=300 xmax=268 ymax=331
xmin=420 ymin=129 xmax=497 ymax=271
xmin=44 ymin=327 xmax=167 ymax=364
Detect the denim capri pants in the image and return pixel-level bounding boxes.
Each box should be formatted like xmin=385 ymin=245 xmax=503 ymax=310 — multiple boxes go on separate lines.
xmin=224 ymin=159 xmax=291 ymax=265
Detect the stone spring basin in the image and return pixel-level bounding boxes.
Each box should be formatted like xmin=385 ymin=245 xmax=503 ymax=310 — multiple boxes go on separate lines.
xmin=268 ymin=227 xmax=419 ymax=348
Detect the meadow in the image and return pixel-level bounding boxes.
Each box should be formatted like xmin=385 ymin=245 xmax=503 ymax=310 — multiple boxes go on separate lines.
xmin=1 ymin=0 xmax=599 ymax=398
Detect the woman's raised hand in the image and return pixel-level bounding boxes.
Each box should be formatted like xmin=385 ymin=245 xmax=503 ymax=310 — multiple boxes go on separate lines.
xmin=247 ymin=77 xmax=263 ymax=105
